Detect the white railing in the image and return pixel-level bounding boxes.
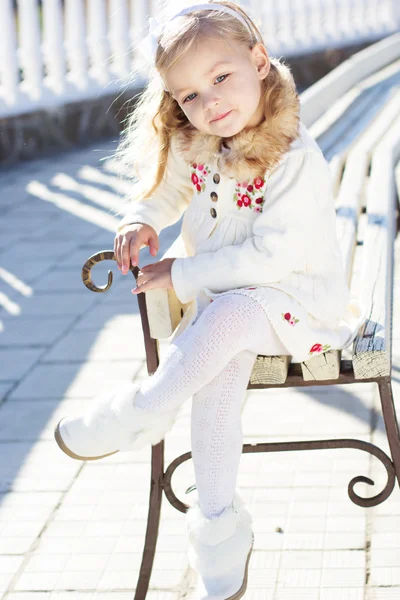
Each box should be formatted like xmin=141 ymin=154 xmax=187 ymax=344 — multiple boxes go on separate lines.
xmin=0 ymin=0 xmax=399 ymax=119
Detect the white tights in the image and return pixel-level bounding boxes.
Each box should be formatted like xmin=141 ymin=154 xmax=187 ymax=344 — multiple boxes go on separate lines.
xmin=134 ymin=293 xmax=289 ymax=519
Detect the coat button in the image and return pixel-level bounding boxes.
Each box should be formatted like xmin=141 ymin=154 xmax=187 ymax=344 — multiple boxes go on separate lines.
xmin=213 ymin=173 xmax=220 ymax=184
xmin=210 ymin=191 xmax=218 ymax=202
xmin=210 ymin=207 xmax=217 ymax=218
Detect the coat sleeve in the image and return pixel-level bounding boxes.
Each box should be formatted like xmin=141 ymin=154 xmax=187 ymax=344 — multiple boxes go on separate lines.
xmin=171 ymin=149 xmax=334 ymax=304
xmin=117 ymin=137 xmax=193 ymax=235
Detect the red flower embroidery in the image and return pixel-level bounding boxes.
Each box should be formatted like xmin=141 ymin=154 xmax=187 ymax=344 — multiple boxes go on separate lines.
xmin=190 ymin=164 xmax=210 ymax=194
xmin=309 ymin=343 xmax=331 ymax=355
xmin=282 ymin=312 xmax=299 ymax=326
xmin=237 ymin=199 xmax=243 ymax=207
xmin=310 ymin=344 xmax=322 ymax=353
xmin=233 ymin=175 xmax=267 ymax=212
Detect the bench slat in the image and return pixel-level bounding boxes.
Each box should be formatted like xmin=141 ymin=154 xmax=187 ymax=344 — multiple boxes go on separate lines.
xmin=352 ymin=116 xmax=400 ymax=378
xmin=301 ymin=33 xmax=400 ymax=127
xmin=250 ymin=355 xmax=290 ymax=386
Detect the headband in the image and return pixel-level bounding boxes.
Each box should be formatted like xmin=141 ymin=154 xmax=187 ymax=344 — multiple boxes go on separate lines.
xmin=139 ymin=3 xmax=258 ymax=88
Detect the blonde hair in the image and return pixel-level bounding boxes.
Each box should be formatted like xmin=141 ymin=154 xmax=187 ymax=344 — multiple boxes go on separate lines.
xmin=117 ymin=1 xmax=277 ymax=202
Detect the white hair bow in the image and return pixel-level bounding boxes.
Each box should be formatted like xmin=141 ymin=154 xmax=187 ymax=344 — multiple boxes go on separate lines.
xmin=137 ymin=17 xmax=169 ymax=90
xmin=140 ymin=17 xmax=163 ymax=65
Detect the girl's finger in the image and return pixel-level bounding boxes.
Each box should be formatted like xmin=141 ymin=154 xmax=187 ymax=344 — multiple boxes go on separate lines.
xmin=132 ymin=274 xmax=158 ymax=294
xmin=114 ymin=237 xmax=121 ymax=269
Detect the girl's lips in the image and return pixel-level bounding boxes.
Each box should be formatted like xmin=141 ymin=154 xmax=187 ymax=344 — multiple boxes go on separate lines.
xmin=210 ymin=110 xmax=232 ymax=123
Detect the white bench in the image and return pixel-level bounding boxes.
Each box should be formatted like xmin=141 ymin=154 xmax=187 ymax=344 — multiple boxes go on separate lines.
xmin=81 ymin=32 xmax=400 ymax=600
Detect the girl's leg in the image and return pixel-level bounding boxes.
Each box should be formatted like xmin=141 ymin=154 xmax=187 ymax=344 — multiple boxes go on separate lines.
xmin=56 ymin=292 xmax=288 ymax=463
xmin=134 ymin=293 xmax=288 ymax=416
xmin=190 ymin=350 xmax=256 ymax=519
xmin=185 ymin=294 xmax=288 ymax=598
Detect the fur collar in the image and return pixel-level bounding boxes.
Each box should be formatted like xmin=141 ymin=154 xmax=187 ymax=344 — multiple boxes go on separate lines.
xmin=175 ymin=58 xmax=300 ymax=181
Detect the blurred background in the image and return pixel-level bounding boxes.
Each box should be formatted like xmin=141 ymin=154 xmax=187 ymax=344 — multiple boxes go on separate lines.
xmin=1 ymin=0 xmax=400 ymax=165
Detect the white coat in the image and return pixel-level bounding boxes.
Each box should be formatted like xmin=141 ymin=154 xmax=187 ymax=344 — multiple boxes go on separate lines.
xmin=119 ymin=60 xmax=366 ymax=362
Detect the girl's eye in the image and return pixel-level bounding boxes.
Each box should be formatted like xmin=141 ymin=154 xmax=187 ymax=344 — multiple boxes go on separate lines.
xmin=215 ymin=74 xmax=229 ymax=84
xmin=183 ymin=93 xmax=197 ymax=104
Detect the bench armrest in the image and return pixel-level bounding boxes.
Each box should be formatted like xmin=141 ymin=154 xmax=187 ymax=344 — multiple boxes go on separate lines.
xmin=145 ymin=235 xmax=191 ymax=339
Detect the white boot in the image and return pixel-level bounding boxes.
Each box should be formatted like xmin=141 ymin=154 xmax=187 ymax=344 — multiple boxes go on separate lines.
xmin=54 ymin=383 xmax=177 ymax=460
xmin=187 ymin=494 xmax=254 ymax=600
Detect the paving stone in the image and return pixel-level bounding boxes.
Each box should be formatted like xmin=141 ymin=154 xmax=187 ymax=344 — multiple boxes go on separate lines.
xmin=0 ymin=260 xmax=55 ymax=284
xmin=369 ymin=567 xmax=400 ymax=586
xmin=277 ymin=567 xmax=321 ymax=587
xmin=368 ymin=588 xmax=400 ymax=599
xmin=0 ymin=317 xmax=76 ymax=347
xmin=0 ymin=349 xmax=43 ymax=381
xmin=280 ymin=550 xmax=323 ymax=569
xmin=0 ymin=382 xmax=14 ymax=402
xmin=9 ymin=361 xmax=141 ymax=400
xmin=0 ymin=399 xmax=91 ymax=442
xmin=321 ymin=568 xmax=366 ymax=586
xmin=43 ymin=328 xmax=145 ymax=362
xmin=0 ymin=293 xmax=99 ymax=319
xmin=73 ymin=304 xmax=140 ymax=330
xmin=323 ymin=550 xmax=366 ymax=569
xmin=29 ymin=270 xmax=96 ymax=294
xmin=274 ymin=589 xmax=320 ymax=599
xmin=0 ymin=441 xmax=81 ymax=493
xmin=319 ymin=590 xmax=364 ymax=599
xmin=370 ymin=547 xmax=400 ymax=568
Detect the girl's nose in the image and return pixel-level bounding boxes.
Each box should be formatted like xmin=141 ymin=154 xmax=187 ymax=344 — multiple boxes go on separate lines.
xmin=203 ymin=91 xmax=220 ymax=111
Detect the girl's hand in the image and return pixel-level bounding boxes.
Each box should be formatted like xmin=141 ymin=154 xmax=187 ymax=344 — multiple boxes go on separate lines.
xmin=132 ymin=258 xmax=176 ymax=294
xmin=114 ymin=223 xmax=159 ymax=274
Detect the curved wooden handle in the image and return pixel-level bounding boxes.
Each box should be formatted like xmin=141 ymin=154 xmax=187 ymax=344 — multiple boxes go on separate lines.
xmin=81 ymin=250 xmax=139 ymax=292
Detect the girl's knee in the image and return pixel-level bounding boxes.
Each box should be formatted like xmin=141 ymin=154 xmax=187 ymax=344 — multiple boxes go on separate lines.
xmin=203 ymin=293 xmax=263 ymax=330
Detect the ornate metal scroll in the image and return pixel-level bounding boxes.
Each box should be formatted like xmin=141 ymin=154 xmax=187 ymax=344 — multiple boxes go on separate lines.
xmin=162 ymin=439 xmax=396 ymax=513
xmin=81 ymin=249 xmax=139 ymax=292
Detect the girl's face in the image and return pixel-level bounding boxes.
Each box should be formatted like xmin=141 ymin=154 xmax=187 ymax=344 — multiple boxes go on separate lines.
xmin=163 ymin=35 xmax=270 ymax=137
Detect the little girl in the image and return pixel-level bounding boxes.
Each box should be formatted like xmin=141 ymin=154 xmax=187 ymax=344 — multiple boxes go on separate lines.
xmin=55 ymin=2 xmax=366 ymax=598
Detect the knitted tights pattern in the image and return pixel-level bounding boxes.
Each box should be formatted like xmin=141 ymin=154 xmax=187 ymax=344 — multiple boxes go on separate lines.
xmin=134 ymin=292 xmax=289 ymax=518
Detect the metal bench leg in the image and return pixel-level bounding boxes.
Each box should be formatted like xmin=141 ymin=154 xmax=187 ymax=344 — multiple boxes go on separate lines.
xmin=134 ymin=442 xmax=164 ymax=600
xmin=378 ymin=380 xmax=400 ymax=488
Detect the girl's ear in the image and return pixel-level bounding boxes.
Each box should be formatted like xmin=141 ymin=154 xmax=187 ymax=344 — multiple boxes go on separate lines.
xmin=251 ymin=43 xmax=270 ymax=80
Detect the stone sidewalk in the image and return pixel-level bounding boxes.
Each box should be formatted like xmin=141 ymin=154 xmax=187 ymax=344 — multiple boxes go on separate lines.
xmin=0 ymin=141 xmax=400 ymax=600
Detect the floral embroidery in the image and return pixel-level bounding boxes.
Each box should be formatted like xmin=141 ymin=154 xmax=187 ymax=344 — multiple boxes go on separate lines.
xmin=190 ymin=163 xmax=211 ymax=194
xmin=282 ymin=312 xmax=299 ymax=326
xmin=309 ymin=343 xmax=331 ymax=355
xmin=234 ymin=176 xmax=267 ymax=212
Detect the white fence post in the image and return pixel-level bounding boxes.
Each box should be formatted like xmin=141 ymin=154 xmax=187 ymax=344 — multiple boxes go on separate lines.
xmin=130 ymin=0 xmax=149 ymax=66
xmin=109 ymin=0 xmax=131 ymax=79
xmin=0 ymin=0 xmax=20 ymax=106
xmin=87 ymin=0 xmax=110 ymax=85
xmin=65 ymin=0 xmax=89 ymax=90
xmin=42 ymin=0 xmax=66 ymax=95
xmin=17 ymin=0 xmax=43 ymax=99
